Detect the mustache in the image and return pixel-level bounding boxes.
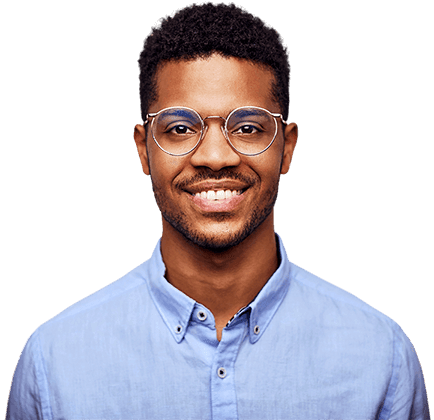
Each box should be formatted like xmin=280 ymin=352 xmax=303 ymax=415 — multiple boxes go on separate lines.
xmin=175 ymin=169 xmax=257 ymax=190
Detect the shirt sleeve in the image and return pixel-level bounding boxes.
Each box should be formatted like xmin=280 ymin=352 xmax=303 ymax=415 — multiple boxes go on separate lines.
xmin=6 ymin=330 xmax=52 ymax=420
xmin=380 ymin=324 xmax=430 ymax=420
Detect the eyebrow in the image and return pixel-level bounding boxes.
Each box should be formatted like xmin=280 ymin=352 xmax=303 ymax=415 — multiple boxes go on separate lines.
xmin=164 ymin=109 xmax=197 ymax=119
xmin=231 ymin=108 xmax=263 ymax=118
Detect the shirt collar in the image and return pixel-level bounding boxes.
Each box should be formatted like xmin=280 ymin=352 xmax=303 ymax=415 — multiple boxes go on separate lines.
xmin=247 ymin=234 xmax=291 ymax=343
xmin=143 ymin=241 xmax=195 ymax=343
xmin=142 ymin=234 xmax=291 ymax=344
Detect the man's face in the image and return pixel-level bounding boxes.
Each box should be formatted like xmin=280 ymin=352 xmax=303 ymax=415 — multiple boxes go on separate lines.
xmin=135 ymin=54 xmax=297 ymax=251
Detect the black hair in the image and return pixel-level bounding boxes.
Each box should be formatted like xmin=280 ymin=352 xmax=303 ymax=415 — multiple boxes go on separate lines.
xmin=138 ymin=3 xmax=290 ymax=121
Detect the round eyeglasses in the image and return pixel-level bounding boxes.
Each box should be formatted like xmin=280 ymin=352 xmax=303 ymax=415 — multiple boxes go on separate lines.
xmin=144 ymin=106 xmax=287 ymax=156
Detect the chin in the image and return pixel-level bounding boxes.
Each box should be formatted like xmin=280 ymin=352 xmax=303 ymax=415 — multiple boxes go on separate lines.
xmin=162 ymin=204 xmax=275 ymax=252
xmin=181 ymin=229 xmax=249 ymax=252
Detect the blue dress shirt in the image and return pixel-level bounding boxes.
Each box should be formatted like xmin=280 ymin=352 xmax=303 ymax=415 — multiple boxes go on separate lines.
xmin=7 ymin=235 xmax=430 ymax=420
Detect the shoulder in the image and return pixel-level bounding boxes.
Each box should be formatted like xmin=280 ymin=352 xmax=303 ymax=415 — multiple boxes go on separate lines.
xmin=280 ymin=261 xmax=406 ymax=368
xmin=279 ymin=263 xmax=429 ymax=419
xmin=36 ymin=260 xmax=153 ymax=342
xmin=7 ymin=261 xmax=158 ymax=419
xmin=287 ymin=261 xmax=398 ymax=332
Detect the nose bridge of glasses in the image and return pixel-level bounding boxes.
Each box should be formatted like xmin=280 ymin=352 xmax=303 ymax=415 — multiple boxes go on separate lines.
xmin=202 ymin=115 xmax=228 ymax=139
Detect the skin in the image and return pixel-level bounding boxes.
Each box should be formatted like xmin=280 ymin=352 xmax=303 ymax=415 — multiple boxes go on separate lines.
xmin=134 ymin=54 xmax=298 ymax=340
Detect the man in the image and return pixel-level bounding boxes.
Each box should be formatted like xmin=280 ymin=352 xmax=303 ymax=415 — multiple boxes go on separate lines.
xmin=6 ymin=3 xmax=430 ymax=419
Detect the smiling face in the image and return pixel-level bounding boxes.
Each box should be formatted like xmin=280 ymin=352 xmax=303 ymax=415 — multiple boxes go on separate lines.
xmin=135 ymin=54 xmax=297 ymax=251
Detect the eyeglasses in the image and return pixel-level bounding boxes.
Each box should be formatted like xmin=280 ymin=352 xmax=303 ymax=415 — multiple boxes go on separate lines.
xmin=144 ymin=106 xmax=287 ymax=156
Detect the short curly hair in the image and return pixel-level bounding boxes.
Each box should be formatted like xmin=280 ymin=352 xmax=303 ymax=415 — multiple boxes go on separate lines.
xmin=138 ymin=3 xmax=290 ymax=122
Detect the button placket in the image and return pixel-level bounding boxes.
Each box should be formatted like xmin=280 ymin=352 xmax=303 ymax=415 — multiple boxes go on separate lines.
xmin=210 ymin=317 xmax=247 ymax=420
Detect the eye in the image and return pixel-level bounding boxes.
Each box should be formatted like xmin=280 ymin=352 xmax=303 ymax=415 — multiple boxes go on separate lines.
xmin=172 ymin=125 xmax=192 ymax=134
xmin=232 ymin=124 xmax=263 ymax=135
xmin=165 ymin=122 xmax=197 ymax=135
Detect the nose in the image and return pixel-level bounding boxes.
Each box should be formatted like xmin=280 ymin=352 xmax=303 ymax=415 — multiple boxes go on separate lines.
xmin=189 ymin=118 xmax=241 ymax=171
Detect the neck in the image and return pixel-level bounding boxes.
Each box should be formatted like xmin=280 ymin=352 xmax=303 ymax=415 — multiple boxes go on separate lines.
xmin=160 ymin=214 xmax=279 ymax=339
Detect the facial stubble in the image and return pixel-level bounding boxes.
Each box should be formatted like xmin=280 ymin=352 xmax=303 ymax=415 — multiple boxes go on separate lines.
xmin=151 ymin=176 xmax=280 ymax=252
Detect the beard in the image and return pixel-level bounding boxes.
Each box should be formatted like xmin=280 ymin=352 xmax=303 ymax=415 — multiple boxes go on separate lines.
xmin=151 ymin=169 xmax=279 ymax=252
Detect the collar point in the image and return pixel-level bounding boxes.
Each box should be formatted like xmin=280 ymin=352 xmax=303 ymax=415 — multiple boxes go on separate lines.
xmin=249 ymin=332 xmax=261 ymax=344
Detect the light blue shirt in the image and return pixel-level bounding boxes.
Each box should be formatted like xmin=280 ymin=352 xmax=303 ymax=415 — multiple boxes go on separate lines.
xmin=7 ymin=236 xmax=430 ymax=419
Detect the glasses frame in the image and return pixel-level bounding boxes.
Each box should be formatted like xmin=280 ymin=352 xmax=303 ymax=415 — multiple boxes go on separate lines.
xmin=144 ymin=105 xmax=287 ymax=157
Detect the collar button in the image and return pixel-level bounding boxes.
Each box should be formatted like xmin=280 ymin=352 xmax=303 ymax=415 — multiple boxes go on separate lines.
xmin=197 ymin=310 xmax=207 ymax=321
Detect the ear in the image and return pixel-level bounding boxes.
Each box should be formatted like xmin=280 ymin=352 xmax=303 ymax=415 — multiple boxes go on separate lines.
xmin=134 ymin=124 xmax=150 ymax=175
xmin=280 ymin=122 xmax=298 ymax=174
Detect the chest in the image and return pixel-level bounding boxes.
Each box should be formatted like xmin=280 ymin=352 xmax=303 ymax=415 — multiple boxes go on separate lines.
xmin=46 ymin=317 xmax=388 ymax=420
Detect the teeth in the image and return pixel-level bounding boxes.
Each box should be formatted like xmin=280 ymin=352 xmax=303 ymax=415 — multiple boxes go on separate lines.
xmin=194 ymin=189 xmax=242 ymax=200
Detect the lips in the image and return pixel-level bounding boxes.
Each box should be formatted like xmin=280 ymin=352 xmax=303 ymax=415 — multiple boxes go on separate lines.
xmin=182 ymin=180 xmax=249 ymax=212
xmin=189 ymin=190 xmax=246 ymax=212
xmin=183 ymin=179 xmax=249 ymax=194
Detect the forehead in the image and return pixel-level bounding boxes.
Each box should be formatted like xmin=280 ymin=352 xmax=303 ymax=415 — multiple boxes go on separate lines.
xmin=151 ymin=54 xmax=277 ymax=115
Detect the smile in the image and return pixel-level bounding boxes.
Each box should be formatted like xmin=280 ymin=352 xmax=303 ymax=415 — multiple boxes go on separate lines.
xmin=193 ymin=189 xmax=242 ymax=201
xmin=187 ymin=188 xmax=247 ymax=212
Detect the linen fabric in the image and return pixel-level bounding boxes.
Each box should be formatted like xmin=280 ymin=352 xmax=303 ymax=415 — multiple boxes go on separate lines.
xmin=7 ymin=235 xmax=430 ymax=420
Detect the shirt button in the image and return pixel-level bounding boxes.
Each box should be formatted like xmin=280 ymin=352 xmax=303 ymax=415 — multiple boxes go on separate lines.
xmin=175 ymin=325 xmax=183 ymax=334
xmin=217 ymin=367 xmax=227 ymax=378
xmin=254 ymin=325 xmax=260 ymax=334
xmin=197 ymin=310 xmax=207 ymax=321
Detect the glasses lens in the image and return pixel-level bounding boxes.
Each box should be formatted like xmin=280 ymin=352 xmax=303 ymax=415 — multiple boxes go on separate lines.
xmin=226 ymin=107 xmax=277 ymax=155
xmin=153 ymin=108 xmax=202 ymax=155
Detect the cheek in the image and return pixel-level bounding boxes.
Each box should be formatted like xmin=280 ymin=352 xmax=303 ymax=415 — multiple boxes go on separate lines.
xmin=148 ymin=148 xmax=185 ymax=189
xmin=250 ymin=150 xmax=283 ymax=182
